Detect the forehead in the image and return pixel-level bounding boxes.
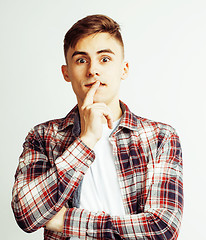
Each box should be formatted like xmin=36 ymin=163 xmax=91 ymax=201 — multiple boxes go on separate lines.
xmin=67 ymin=32 xmax=124 ymax=58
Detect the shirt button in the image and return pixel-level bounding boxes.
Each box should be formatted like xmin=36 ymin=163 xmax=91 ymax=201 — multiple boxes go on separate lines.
xmin=86 ymin=159 xmax=92 ymax=165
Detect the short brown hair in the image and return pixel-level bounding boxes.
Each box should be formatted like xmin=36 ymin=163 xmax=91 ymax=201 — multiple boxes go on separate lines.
xmin=63 ymin=14 xmax=124 ymax=60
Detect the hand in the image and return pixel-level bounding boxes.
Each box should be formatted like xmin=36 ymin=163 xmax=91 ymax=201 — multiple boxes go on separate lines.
xmin=45 ymin=206 xmax=67 ymax=233
xmin=79 ymin=81 xmax=113 ymax=148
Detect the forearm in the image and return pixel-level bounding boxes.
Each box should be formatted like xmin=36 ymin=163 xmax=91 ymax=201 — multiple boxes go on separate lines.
xmin=12 ymin=165 xmax=59 ymax=232
xmin=12 ymin=138 xmax=95 ymax=233
xmin=63 ymin=207 xmax=182 ymax=240
xmin=44 ymin=207 xmax=181 ymax=239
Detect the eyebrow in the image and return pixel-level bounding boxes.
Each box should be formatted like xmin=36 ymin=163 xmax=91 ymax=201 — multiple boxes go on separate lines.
xmin=72 ymin=51 xmax=87 ymax=58
xmin=72 ymin=49 xmax=115 ymax=58
xmin=97 ymin=49 xmax=115 ymax=55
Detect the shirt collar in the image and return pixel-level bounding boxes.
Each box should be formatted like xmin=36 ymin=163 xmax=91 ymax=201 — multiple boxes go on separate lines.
xmin=57 ymin=105 xmax=80 ymax=134
xmin=119 ymin=101 xmax=140 ymax=132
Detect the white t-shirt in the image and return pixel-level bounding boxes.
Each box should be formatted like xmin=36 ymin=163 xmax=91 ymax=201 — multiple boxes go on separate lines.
xmin=71 ymin=119 xmax=125 ymax=239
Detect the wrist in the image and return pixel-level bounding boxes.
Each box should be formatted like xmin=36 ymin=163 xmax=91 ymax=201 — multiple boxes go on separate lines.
xmin=45 ymin=206 xmax=67 ymax=233
xmin=79 ymin=134 xmax=98 ymax=149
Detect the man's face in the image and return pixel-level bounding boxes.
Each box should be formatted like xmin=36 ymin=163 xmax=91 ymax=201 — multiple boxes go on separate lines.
xmin=62 ymin=33 xmax=129 ymax=108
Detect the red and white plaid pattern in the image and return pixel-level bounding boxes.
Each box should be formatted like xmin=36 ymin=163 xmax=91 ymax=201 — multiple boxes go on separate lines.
xmin=12 ymin=102 xmax=183 ymax=239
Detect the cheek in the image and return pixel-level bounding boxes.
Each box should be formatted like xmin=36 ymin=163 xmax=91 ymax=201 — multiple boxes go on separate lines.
xmin=68 ymin=64 xmax=85 ymax=78
xmin=69 ymin=68 xmax=78 ymax=79
xmin=109 ymin=62 xmax=124 ymax=77
xmin=108 ymin=68 xmax=123 ymax=82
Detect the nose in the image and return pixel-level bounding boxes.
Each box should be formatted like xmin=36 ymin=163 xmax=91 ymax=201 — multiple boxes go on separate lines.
xmin=86 ymin=61 xmax=100 ymax=77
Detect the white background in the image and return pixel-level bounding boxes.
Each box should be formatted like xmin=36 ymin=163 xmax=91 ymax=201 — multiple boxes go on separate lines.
xmin=1 ymin=0 xmax=206 ymax=239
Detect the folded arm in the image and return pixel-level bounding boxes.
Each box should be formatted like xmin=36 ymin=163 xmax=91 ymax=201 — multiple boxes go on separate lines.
xmin=11 ymin=127 xmax=95 ymax=233
xmin=61 ymin=132 xmax=183 ymax=239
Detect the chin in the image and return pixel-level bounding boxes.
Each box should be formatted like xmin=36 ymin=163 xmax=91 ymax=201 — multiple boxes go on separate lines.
xmin=93 ymin=98 xmax=105 ymax=104
xmin=93 ymin=97 xmax=115 ymax=107
xmin=93 ymin=95 xmax=108 ymax=103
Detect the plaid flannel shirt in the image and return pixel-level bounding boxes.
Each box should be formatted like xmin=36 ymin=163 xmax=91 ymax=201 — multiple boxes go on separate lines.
xmin=12 ymin=102 xmax=183 ymax=239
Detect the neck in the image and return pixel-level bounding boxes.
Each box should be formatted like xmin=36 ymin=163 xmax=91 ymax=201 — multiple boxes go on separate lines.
xmin=111 ymin=102 xmax=122 ymax=121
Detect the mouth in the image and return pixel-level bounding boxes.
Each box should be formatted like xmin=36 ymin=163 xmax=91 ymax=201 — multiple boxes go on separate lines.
xmin=85 ymin=82 xmax=106 ymax=88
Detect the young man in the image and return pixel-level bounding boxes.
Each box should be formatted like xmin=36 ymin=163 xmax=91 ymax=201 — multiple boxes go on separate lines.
xmin=12 ymin=15 xmax=183 ymax=239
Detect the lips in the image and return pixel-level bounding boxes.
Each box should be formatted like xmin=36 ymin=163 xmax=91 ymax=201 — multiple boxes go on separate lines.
xmin=85 ymin=82 xmax=106 ymax=87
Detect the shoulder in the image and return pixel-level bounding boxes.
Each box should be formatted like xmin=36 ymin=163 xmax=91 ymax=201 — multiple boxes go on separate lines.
xmin=122 ymin=100 xmax=179 ymax=145
xmin=135 ymin=114 xmax=177 ymax=137
xmin=131 ymin=113 xmax=180 ymax=151
xmin=121 ymin=102 xmax=177 ymax=139
xmin=27 ymin=105 xmax=78 ymax=140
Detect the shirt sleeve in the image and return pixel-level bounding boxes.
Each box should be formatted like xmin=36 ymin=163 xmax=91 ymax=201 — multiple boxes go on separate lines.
xmin=11 ymin=127 xmax=95 ymax=233
xmin=63 ymin=132 xmax=183 ymax=240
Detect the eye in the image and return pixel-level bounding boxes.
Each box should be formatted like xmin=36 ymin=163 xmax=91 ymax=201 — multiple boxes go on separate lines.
xmin=101 ymin=56 xmax=111 ymax=63
xmin=76 ymin=58 xmax=87 ymax=64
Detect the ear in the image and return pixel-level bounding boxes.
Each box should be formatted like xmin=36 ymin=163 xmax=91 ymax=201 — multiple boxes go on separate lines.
xmin=121 ymin=61 xmax=129 ymax=80
xmin=61 ymin=65 xmax=71 ymax=82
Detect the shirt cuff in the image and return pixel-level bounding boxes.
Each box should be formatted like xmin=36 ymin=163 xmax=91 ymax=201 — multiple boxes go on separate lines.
xmin=64 ymin=207 xmax=108 ymax=239
xmin=64 ymin=208 xmax=88 ymax=239
xmin=55 ymin=137 xmax=95 ymax=176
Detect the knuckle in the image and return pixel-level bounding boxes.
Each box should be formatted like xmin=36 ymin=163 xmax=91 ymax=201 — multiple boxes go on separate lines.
xmin=84 ymin=105 xmax=91 ymax=111
xmin=102 ymin=103 xmax=107 ymax=108
xmin=80 ymin=106 xmax=85 ymax=111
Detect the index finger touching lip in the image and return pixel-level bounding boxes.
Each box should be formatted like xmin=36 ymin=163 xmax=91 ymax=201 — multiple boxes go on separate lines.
xmin=82 ymin=81 xmax=100 ymax=107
